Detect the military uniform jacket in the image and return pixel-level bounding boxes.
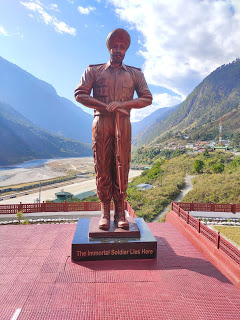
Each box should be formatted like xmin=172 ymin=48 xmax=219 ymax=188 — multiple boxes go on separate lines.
xmin=74 ymin=60 xmax=152 ymax=116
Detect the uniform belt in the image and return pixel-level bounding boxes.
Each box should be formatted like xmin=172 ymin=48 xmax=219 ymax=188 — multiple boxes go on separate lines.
xmin=94 ymin=111 xmax=130 ymax=117
xmin=94 ymin=113 xmax=113 ymax=117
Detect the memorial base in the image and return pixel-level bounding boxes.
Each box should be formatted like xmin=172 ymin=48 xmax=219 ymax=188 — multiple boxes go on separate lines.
xmin=89 ymin=216 xmax=140 ymax=238
xmin=72 ymin=218 xmax=157 ymax=261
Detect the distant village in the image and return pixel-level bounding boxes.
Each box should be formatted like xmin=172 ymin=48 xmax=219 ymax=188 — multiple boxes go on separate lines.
xmin=130 ymin=137 xmax=239 ymax=170
xmin=156 ymin=139 xmax=233 ymax=153
xmin=156 ymin=118 xmax=236 ymax=153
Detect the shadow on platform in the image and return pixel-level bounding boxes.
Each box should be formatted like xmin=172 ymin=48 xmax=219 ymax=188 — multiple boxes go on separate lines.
xmin=70 ymin=235 xmax=231 ymax=285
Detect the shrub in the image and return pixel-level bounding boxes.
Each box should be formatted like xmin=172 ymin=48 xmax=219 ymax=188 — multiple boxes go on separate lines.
xmin=193 ymin=159 xmax=204 ymax=173
xmin=211 ymin=163 xmax=225 ymax=173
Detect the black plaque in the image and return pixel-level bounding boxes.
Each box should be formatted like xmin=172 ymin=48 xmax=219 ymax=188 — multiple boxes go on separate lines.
xmin=72 ymin=218 xmax=157 ymax=261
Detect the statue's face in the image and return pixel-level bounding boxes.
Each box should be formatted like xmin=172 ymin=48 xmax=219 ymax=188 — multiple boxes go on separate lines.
xmin=110 ymin=40 xmax=127 ymax=64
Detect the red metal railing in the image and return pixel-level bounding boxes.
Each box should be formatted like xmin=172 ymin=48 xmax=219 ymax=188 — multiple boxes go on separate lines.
xmin=171 ymin=201 xmax=240 ymax=265
xmin=126 ymin=200 xmax=137 ymax=218
xmin=0 ymin=200 xmax=137 ymax=216
xmin=174 ymin=201 xmax=240 ymax=214
xmin=0 ymin=201 xmax=101 ymax=215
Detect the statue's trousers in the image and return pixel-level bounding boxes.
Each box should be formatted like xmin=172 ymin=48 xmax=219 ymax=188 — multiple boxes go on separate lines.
xmin=92 ymin=113 xmax=131 ymax=202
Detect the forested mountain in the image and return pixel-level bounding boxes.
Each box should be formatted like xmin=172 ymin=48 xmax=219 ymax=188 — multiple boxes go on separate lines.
xmin=134 ymin=59 xmax=240 ymax=147
xmin=131 ymin=105 xmax=179 ymax=138
xmin=0 ymin=56 xmax=92 ymax=143
xmin=0 ymin=101 xmax=92 ymax=166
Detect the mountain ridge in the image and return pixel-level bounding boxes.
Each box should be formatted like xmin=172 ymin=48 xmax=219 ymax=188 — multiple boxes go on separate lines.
xmin=0 ymin=101 xmax=92 ymax=166
xmin=0 ymin=56 xmax=93 ymax=143
xmin=134 ymin=59 xmax=240 ymax=147
xmin=131 ymin=105 xmax=179 ymax=138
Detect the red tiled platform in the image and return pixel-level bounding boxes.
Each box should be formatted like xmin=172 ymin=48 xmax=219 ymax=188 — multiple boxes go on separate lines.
xmin=1 ymin=222 xmax=240 ymax=320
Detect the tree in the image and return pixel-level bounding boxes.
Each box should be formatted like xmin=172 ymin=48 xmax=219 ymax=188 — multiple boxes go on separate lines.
xmin=230 ymin=157 xmax=240 ymax=168
xmin=233 ymin=132 xmax=240 ymax=150
xmin=211 ymin=163 xmax=225 ymax=173
xmin=146 ymin=161 xmax=162 ymax=181
xmin=193 ymin=159 xmax=204 ymax=173
xmin=203 ymin=149 xmax=210 ymax=158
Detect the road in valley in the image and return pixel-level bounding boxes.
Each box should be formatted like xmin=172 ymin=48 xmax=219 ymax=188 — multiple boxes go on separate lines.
xmin=0 ymin=170 xmax=142 ymax=204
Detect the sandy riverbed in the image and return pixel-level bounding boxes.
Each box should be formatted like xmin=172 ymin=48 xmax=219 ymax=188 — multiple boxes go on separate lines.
xmin=0 ymin=157 xmax=95 ymax=187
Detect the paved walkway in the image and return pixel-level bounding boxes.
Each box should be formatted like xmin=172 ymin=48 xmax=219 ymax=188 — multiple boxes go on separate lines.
xmin=0 ymin=211 xmax=129 ymax=223
xmin=1 ymin=222 xmax=240 ymax=319
xmin=152 ymin=174 xmax=195 ymax=222
xmin=0 ymin=211 xmax=101 ymax=222
xmin=190 ymin=211 xmax=240 ymax=219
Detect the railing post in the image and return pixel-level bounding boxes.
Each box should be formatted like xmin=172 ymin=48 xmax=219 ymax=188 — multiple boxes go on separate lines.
xmin=231 ymin=203 xmax=236 ymax=214
xmin=190 ymin=201 xmax=193 ymax=211
xmin=171 ymin=201 xmax=173 ymax=210
xmin=126 ymin=200 xmax=130 ymax=215
xmin=63 ymin=200 xmax=68 ymax=212
xmin=211 ymin=202 xmax=215 ymax=212
xmin=186 ymin=211 xmax=189 ymax=224
xmin=198 ymin=218 xmax=201 ymax=233
xmin=178 ymin=206 xmax=180 ymax=216
xmin=18 ymin=202 xmax=23 ymax=212
xmin=41 ymin=201 xmax=46 ymax=212
xmin=216 ymin=231 xmax=220 ymax=249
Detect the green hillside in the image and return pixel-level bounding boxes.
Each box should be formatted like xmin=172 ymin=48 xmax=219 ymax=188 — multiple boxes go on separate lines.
xmin=133 ymin=59 xmax=240 ymax=146
xmin=128 ymin=150 xmax=240 ymax=222
xmin=0 ymin=101 xmax=92 ymax=165
xmin=186 ymin=106 xmax=240 ymax=141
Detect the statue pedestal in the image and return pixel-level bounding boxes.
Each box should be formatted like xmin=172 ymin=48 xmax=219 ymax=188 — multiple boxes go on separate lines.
xmin=71 ymin=218 xmax=157 ymax=261
xmin=89 ymin=217 xmax=140 ymax=238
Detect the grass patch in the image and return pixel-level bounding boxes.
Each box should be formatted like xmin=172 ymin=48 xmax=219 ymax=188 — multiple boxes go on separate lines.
xmin=214 ymin=226 xmax=240 ymax=247
xmin=182 ymin=172 xmax=240 ymax=203
xmin=180 ymin=153 xmax=240 ymax=204
xmin=157 ymin=213 xmax=167 ymax=223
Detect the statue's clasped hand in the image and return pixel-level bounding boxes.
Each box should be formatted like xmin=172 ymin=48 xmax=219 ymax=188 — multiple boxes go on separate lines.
xmin=106 ymin=102 xmax=128 ymax=115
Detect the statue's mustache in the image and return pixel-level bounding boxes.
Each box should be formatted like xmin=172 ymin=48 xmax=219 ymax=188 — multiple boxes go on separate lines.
xmin=113 ymin=53 xmax=123 ymax=57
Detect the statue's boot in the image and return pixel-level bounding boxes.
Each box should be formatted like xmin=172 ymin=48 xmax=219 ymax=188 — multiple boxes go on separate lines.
xmin=114 ymin=199 xmax=129 ymax=230
xmin=113 ymin=199 xmax=119 ymax=224
xmin=99 ymin=201 xmax=110 ymax=230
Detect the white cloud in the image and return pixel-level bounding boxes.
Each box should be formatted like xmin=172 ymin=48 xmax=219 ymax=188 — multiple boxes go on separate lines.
xmin=0 ymin=26 xmax=9 ymax=36
xmin=77 ymin=6 xmax=96 ymax=15
xmin=109 ymin=0 xmax=240 ymax=97
xmin=20 ymin=1 xmax=76 ymax=36
xmin=53 ymin=21 xmax=76 ymax=35
xmin=0 ymin=25 xmax=23 ymax=38
xmin=131 ymin=93 xmax=183 ymax=122
xmin=48 ymin=4 xmax=60 ymax=12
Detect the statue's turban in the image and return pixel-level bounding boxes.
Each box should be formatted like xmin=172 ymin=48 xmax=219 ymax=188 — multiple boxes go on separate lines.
xmin=106 ymin=28 xmax=131 ymax=51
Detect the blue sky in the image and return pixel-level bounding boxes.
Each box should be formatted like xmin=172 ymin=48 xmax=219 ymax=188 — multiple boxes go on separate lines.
xmin=0 ymin=0 xmax=240 ymax=121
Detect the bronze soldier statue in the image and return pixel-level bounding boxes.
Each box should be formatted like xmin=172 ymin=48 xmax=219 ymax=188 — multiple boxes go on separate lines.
xmin=75 ymin=28 xmax=152 ymax=230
